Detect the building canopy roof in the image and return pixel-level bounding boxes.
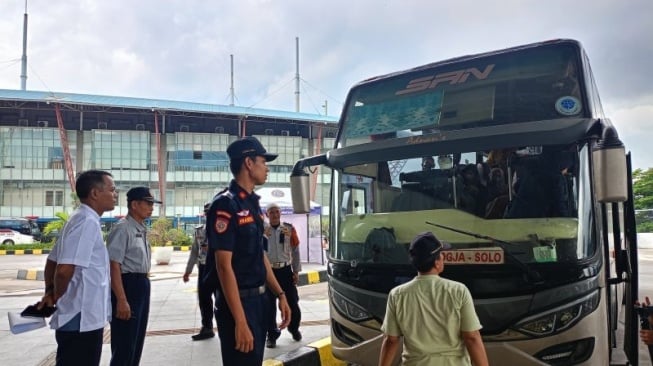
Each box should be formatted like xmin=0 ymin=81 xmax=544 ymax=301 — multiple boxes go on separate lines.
xmin=0 ymin=89 xmax=338 ymax=124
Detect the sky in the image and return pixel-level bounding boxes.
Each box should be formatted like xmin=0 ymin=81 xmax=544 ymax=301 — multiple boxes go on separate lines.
xmin=0 ymin=0 xmax=652 ymax=168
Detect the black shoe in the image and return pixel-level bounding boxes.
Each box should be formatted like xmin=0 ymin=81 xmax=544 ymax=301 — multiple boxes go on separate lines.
xmin=192 ymin=327 xmax=215 ymax=341
xmin=290 ymin=329 xmax=302 ymax=341
xmin=266 ymin=330 xmax=281 ymax=348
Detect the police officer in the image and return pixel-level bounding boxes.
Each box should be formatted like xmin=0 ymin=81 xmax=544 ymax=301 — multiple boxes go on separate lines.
xmin=183 ymin=202 xmax=216 ymax=341
xmin=264 ymin=202 xmax=302 ymax=348
xmin=107 ymin=186 xmax=161 ymax=366
xmin=206 ymin=136 xmax=291 ymax=365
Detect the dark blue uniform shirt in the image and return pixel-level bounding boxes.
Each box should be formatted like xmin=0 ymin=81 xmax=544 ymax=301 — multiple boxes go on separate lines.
xmin=206 ymin=180 xmax=267 ymax=290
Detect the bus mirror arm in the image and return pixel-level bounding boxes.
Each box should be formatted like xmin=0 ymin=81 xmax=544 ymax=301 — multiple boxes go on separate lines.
xmin=290 ymin=154 xmax=328 ymax=214
xmin=290 ymin=154 xmax=328 ymax=177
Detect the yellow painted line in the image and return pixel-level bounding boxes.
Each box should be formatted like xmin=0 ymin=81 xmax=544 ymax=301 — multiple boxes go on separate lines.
xmin=32 ymin=249 xmax=43 ymax=255
xmin=262 ymin=360 xmax=284 ymax=366
xmin=25 ymin=269 xmax=38 ymax=280
xmin=310 ymin=337 xmax=347 ymax=366
xmin=14 ymin=249 xmax=25 ymax=255
xmin=179 ymin=246 xmax=190 ymax=251
xmin=306 ymin=270 xmax=320 ymax=284
xmin=0 ymin=250 xmax=5 ymax=255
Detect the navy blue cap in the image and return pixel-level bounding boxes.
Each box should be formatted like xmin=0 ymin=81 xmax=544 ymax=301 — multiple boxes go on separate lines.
xmin=409 ymin=231 xmax=451 ymax=260
xmin=126 ymin=187 xmax=162 ymax=204
xmin=226 ymin=137 xmax=278 ymax=162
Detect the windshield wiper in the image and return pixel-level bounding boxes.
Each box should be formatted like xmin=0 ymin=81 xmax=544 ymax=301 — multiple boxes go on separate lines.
xmin=425 ymin=221 xmax=544 ymax=285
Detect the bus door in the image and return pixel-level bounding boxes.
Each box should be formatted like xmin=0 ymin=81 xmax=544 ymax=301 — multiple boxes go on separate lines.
xmin=622 ymin=153 xmax=639 ymax=364
xmin=606 ymin=152 xmax=639 ymax=364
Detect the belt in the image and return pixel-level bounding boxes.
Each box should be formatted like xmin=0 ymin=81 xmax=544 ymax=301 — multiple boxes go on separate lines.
xmin=238 ymin=285 xmax=266 ymax=298
xmin=270 ymin=261 xmax=290 ymax=269
xmin=122 ymin=272 xmax=149 ymax=278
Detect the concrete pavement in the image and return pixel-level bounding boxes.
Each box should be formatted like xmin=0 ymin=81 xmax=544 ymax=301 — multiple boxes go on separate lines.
xmin=0 ymin=251 xmax=342 ymax=366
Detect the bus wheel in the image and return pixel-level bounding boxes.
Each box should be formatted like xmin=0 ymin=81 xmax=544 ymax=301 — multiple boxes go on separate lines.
xmin=2 ymin=239 xmax=14 ymax=245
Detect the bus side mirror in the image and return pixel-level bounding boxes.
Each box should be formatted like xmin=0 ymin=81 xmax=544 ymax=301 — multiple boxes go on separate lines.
xmin=593 ymin=126 xmax=627 ymax=203
xmin=290 ymin=153 xmax=328 ymax=214
xmin=290 ymin=174 xmax=311 ymax=214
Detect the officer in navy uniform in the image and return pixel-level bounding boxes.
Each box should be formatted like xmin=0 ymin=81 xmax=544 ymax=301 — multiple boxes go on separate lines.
xmin=264 ymin=202 xmax=302 ymax=348
xmin=183 ymin=202 xmax=216 ymax=341
xmin=205 ymin=136 xmax=291 ymax=365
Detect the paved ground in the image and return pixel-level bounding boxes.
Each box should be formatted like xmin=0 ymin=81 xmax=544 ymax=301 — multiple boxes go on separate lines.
xmin=0 ymin=251 xmax=331 ymax=366
xmin=3 ymin=249 xmax=653 ymax=365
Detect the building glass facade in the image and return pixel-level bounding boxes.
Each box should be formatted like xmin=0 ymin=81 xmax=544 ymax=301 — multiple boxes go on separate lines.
xmin=0 ymin=91 xmax=338 ymax=232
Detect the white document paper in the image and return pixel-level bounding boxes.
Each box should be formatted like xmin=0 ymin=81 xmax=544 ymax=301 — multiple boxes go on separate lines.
xmin=7 ymin=311 xmax=46 ymax=335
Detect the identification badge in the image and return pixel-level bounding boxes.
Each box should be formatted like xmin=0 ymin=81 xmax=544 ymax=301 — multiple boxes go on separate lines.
xmin=533 ymin=246 xmax=557 ymax=263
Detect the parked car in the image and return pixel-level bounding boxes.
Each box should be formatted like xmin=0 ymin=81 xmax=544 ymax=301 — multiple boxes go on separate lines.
xmin=0 ymin=229 xmax=35 ymax=245
xmin=0 ymin=217 xmax=42 ymax=242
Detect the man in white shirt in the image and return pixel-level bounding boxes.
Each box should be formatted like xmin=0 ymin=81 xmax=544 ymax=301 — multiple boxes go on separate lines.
xmin=38 ymin=170 xmax=118 ymax=366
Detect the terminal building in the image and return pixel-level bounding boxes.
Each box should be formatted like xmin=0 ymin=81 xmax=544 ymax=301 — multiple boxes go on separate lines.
xmin=0 ymin=89 xmax=338 ymax=228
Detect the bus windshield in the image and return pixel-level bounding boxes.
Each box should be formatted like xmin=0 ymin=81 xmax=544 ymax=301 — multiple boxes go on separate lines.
xmin=340 ymin=42 xmax=583 ymax=147
xmin=331 ymin=143 xmax=593 ymax=269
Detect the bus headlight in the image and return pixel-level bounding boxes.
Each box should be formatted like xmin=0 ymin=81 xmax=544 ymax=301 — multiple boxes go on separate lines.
xmin=514 ymin=290 xmax=600 ymax=337
xmin=332 ymin=289 xmax=372 ymax=322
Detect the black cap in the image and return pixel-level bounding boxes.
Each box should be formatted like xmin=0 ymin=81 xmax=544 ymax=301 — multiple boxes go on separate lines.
xmin=409 ymin=231 xmax=451 ymax=262
xmin=226 ymin=136 xmax=278 ymax=162
xmin=126 ymin=187 xmax=162 ymax=204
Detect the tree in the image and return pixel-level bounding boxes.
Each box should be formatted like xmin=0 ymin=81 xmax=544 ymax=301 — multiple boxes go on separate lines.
xmin=148 ymin=217 xmax=172 ymax=246
xmin=147 ymin=217 xmax=192 ymax=246
xmin=70 ymin=192 xmax=80 ymax=210
xmin=633 ymin=168 xmax=653 ymax=232
xmin=43 ymin=212 xmax=70 ymax=244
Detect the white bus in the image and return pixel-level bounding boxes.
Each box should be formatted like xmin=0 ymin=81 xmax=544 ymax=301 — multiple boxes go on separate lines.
xmin=291 ymin=39 xmax=639 ymax=365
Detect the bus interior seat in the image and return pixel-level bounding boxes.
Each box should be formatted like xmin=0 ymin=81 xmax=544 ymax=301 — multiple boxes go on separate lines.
xmin=485 ymin=195 xmax=510 ymax=219
xmin=392 ymin=169 xmax=454 ymax=211
xmin=374 ymin=181 xmax=401 ymax=213
xmin=362 ymin=227 xmax=409 ymax=264
xmin=455 ymin=163 xmax=489 ymax=217
xmin=505 ymin=149 xmax=575 ymax=218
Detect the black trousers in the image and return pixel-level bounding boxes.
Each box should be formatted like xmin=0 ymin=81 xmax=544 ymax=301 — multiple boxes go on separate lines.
xmin=55 ymin=327 xmax=104 ymax=366
xmin=110 ymin=273 xmax=151 ymax=366
xmin=215 ymin=291 xmax=268 ymax=365
xmin=266 ymin=265 xmax=301 ymax=336
xmin=197 ymin=264 xmax=216 ymax=329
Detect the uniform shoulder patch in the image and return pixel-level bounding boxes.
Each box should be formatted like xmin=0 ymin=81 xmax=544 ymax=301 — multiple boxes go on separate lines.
xmin=214 ymin=217 xmax=229 ymax=234
xmin=216 ymin=210 xmax=232 ymax=219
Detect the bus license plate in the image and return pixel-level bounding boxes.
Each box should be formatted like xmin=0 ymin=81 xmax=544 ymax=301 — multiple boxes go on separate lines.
xmin=442 ymin=248 xmax=505 ymax=265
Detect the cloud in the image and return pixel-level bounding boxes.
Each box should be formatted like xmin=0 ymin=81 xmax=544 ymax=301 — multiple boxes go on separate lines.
xmin=606 ymin=97 xmax=653 ymax=169
xmin=0 ymin=0 xmax=652 ymax=168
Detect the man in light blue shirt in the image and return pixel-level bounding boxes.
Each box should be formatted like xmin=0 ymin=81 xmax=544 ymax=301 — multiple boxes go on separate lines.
xmin=38 ymin=170 xmax=118 ymax=366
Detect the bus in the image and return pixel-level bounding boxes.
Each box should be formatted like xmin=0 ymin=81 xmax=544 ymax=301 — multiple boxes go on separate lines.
xmin=290 ymin=39 xmax=639 ymax=365
xmin=0 ymin=217 xmax=42 ymax=242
